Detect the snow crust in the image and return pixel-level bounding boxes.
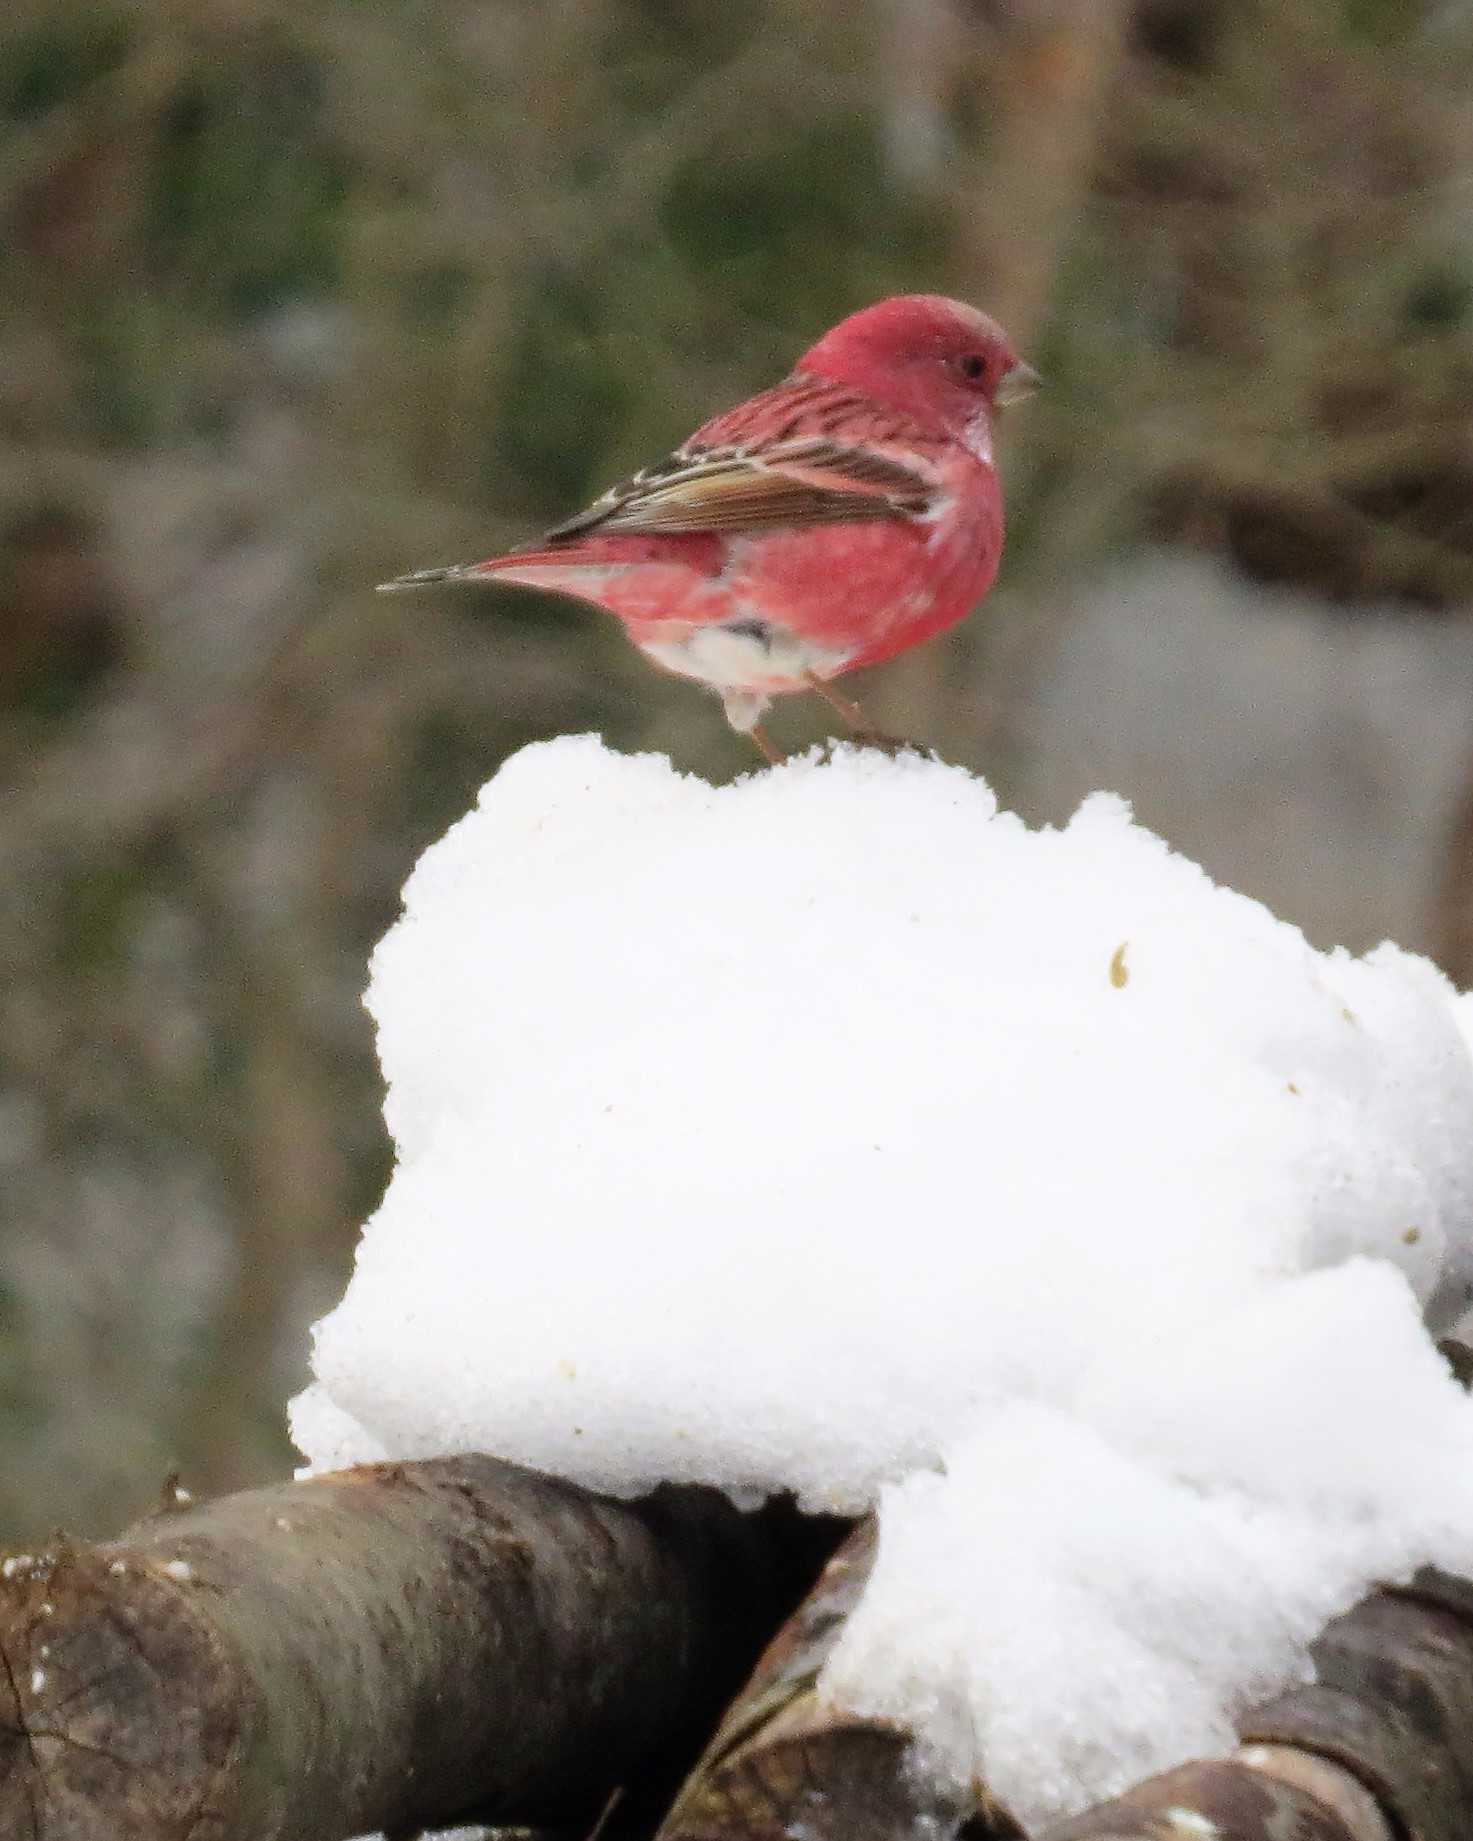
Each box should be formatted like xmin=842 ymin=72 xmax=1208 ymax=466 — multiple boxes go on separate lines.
xmin=294 ymin=737 xmax=1473 ymax=1825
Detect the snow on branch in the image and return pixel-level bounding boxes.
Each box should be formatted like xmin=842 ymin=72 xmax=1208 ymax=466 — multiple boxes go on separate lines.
xmin=295 ymin=737 xmax=1473 ymax=1824
xmin=654 ymin=1516 xmax=1473 ymax=1841
xmin=12 ymin=739 xmax=1473 ymax=1837
xmin=10 ymin=1461 xmax=1473 ymax=1841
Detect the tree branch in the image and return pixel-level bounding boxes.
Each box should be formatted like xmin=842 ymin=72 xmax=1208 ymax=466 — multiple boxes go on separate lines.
xmin=1036 ymin=1757 xmax=1382 ymax=1841
xmin=657 ymin=1520 xmax=1023 ymax=1841
xmin=10 ymin=1453 xmax=1473 ymax=1841
xmin=656 ymin=1530 xmax=1473 ymax=1841
xmin=0 ymin=1456 xmax=840 ymax=1841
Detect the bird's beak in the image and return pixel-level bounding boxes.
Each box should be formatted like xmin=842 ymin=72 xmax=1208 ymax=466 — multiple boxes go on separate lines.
xmin=994 ymin=360 xmax=1042 ymax=409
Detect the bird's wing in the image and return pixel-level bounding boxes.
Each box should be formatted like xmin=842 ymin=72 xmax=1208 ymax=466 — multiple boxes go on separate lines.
xmin=541 ymin=435 xmax=938 ymax=543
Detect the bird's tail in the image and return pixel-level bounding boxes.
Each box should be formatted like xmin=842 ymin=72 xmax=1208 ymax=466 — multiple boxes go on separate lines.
xmin=377 ymin=553 xmax=612 ymax=597
xmin=375 ymin=562 xmax=488 ymax=593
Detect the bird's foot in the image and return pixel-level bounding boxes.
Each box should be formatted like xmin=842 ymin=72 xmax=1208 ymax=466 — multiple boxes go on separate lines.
xmin=824 ymin=727 xmax=922 ymax=758
xmin=803 ymin=671 xmax=920 ymax=755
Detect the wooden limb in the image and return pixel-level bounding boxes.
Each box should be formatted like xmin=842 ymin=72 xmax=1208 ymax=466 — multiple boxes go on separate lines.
xmin=1024 ymin=1567 xmax=1473 ymax=1841
xmin=10 ymin=1459 xmax=1473 ymax=1841
xmin=0 ymin=1456 xmax=842 ymax=1841
xmin=1236 ymin=1566 xmax=1473 ymax=1841
xmin=657 ymin=1513 xmax=1473 ymax=1841
xmin=1234 ymin=1746 xmax=1393 ymax=1841
xmin=657 ymin=1519 xmax=1023 ymax=1841
xmin=1037 ymin=1757 xmax=1382 ymax=1841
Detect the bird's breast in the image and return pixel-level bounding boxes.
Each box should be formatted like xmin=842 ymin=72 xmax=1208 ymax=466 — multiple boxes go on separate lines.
xmin=719 ymin=468 xmax=1001 ymax=671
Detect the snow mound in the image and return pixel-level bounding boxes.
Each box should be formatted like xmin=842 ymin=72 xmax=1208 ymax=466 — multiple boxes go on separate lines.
xmin=293 ymin=737 xmax=1473 ymax=1824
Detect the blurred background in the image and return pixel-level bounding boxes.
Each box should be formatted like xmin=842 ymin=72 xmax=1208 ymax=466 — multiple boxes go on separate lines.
xmin=3 ymin=0 xmax=1473 ymax=1542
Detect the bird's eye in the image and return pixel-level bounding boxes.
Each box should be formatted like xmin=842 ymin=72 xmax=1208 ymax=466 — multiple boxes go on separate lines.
xmin=958 ymin=353 xmax=987 ymax=383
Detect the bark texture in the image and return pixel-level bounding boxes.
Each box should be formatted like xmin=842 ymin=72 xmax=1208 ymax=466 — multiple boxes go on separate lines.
xmin=657 ymin=1519 xmax=1023 ymax=1841
xmin=658 ymin=1528 xmax=1473 ymax=1841
xmin=0 ymin=1456 xmax=838 ymax=1841
xmin=1240 ymin=1566 xmax=1473 ymax=1841
xmin=9 ymin=1453 xmax=1473 ymax=1841
xmin=1038 ymin=1758 xmax=1376 ymax=1841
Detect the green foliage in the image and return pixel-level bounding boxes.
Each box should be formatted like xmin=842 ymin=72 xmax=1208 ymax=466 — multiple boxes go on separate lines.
xmin=661 ymin=119 xmax=943 ymax=325
xmin=56 ymin=858 xmax=155 ymax=972
xmin=72 ymin=294 xmax=191 ymax=447
xmin=488 ymin=114 xmax=945 ymax=515
xmin=144 ymin=40 xmax=346 ymax=318
xmin=5 ymin=0 xmax=1473 ymax=1546
xmin=604 ymin=0 xmax=760 ymax=107
xmin=493 ymin=273 xmax=640 ymax=508
xmin=1338 ymin=0 xmax=1426 ymax=46
xmin=1405 ymin=263 xmax=1473 ymax=331
xmin=0 ymin=10 xmax=131 ymax=120
xmin=400 ymin=261 xmax=475 ymax=333
xmin=404 ymin=707 xmax=509 ymax=830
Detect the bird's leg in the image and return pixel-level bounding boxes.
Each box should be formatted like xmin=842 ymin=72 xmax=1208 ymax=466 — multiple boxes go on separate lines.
xmin=805 ymin=673 xmax=871 ymax=730
xmin=804 ymin=673 xmax=915 ymax=755
xmin=747 ymin=724 xmax=786 ymax=767
xmin=722 ymin=689 xmax=785 ymax=767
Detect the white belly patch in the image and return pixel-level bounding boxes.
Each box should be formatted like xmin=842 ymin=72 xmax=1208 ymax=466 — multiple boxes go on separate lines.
xmin=641 ymin=619 xmax=851 ymax=697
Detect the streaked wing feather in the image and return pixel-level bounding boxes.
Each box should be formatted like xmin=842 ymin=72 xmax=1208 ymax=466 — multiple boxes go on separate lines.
xmin=542 ymin=437 xmax=936 ymax=543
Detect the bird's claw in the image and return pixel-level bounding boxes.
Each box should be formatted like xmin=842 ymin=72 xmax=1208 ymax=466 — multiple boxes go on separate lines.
xmin=825 ymin=728 xmax=922 ymax=758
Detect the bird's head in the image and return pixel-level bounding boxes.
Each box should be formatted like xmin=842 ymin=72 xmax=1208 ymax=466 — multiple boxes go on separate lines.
xmin=795 ymin=294 xmax=1039 ymax=455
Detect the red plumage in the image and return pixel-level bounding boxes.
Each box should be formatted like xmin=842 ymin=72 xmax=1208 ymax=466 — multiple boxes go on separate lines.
xmin=380 ymin=295 xmax=1037 ymax=758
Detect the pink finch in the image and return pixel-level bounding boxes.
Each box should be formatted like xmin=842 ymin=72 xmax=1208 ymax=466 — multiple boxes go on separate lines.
xmin=379 ymin=294 xmax=1037 ymax=762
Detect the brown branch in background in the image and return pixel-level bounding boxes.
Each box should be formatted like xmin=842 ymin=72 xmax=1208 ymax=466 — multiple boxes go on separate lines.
xmin=1431 ymin=756 xmax=1473 ymax=988
xmin=1154 ymin=460 xmax=1473 ymax=607
xmin=868 ymin=0 xmax=1132 ymax=766
xmin=177 ymin=977 xmax=354 ymax=1495
xmin=0 ymin=1456 xmax=842 ymax=1841
xmin=875 ymin=0 xmax=964 ymax=193
xmin=958 ymin=0 xmax=1132 ymax=346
